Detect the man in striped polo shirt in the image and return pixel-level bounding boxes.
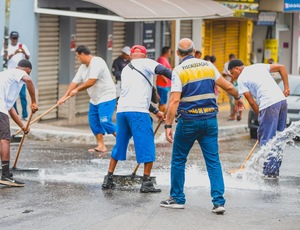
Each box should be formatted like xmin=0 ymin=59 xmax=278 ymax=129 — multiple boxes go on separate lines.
xmin=160 ymin=38 xmax=244 ymax=214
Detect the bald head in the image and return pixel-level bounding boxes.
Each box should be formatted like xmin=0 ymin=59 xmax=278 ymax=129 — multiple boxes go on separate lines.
xmin=177 ymin=38 xmax=195 ymax=57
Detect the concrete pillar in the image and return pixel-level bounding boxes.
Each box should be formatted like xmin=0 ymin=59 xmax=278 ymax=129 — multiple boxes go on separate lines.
xmin=10 ymin=0 xmax=38 ymax=86
xmin=291 ymin=13 xmax=299 ymax=75
xmin=192 ymin=19 xmax=203 ymax=51
xmin=0 ymin=0 xmax=5 ymax=71
xmin=174 ymin=19 xmax=180 ymax=66
xmin=58 ymin=16 xmax=76 ymax=122
xmin=97 ymin=20 xmax=113 ymax=68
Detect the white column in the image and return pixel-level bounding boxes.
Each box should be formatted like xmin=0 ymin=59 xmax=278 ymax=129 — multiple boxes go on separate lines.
xmin=291 ymin=13 xmax=300 ymax=75
xmin=175 ymin=19 xmax=180 ymax=66
xmin=0 ymin=0 xmax=6 ymax=71
xmin=192 ymin=19 xmax=203 ymax=51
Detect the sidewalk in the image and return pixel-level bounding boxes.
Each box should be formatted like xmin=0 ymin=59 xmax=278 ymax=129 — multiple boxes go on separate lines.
xmin=10 ymin=102 xmax=250 ymax=144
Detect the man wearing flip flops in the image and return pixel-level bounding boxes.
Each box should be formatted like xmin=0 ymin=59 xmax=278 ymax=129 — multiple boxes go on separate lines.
xmin=0 ymin=59 xmax=38 ymax=187
xmin=58 ymin=45 xmax=117 ymax=153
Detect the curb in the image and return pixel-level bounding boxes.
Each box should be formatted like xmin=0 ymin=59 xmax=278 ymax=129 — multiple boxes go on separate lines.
xmin=11 ymin=124 xmax=249 ymax=145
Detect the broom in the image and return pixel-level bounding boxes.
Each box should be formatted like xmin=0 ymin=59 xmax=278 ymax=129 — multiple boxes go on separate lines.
xmin=112 ymin=119 xmax=163 ymax=186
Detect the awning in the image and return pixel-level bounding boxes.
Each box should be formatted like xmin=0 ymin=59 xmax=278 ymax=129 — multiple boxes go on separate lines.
xmin=34 ymin=0 xmax=232 ymax=22
xmin=83 ymin=0 xmax=233 ymax=20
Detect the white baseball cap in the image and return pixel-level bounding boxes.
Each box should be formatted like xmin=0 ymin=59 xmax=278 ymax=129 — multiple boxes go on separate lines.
xmin=122 ymin=46 xmax=131 ymax=56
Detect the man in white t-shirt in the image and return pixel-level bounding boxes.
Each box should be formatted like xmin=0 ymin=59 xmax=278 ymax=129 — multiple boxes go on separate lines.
xmin=228 ymin=59 xmax=290 ymax=178
xmin=1 ymin=31 xmax=31 ymax=121
xmin=57 ymin=45 xmax=117 ymax=153
xmin=102 ymin=45 xmax=172 ymax=193
xmin=0 ymin=59 xmax=38 ymax=187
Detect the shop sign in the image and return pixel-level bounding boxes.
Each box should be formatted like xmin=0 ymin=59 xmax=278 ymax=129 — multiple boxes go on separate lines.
xmin=215 ymin=0 xmax=258 ymax=17
xmin=284 ymin=0 xmax=300 ymax=12
xmin=257 ymin=12 xmax=277 ymax=26
xmin=142 ymin=22 xmax=156 ymax=60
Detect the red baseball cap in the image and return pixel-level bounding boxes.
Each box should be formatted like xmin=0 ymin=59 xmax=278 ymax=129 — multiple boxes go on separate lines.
xmin=130 ymin=45 xmax=147 ymax=55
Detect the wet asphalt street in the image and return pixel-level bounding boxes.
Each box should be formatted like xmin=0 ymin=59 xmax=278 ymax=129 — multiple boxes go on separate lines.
xmin=1 ymin=135 xmax=300 ymax=230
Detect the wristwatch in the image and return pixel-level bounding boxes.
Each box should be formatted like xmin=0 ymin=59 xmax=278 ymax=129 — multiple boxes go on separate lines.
xmin=164 ymin=124 xmax=172 ymax=129
xmin=153 ymin=108 xmax=159 ymax=114
xmin=234 ymin=95 xmax=241 ymax=100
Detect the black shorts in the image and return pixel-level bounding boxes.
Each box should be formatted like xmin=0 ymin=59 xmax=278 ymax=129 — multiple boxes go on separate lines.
xmin=0 ymin=112 xmax=10 ymax=140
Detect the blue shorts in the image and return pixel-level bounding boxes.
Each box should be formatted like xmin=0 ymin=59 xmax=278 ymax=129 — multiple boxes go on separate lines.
xmin=88 ymin=99 xmax=117 ymax=135
xmin=157 ymin=86 xmax=170 ymax=105
xmin=258 ymin=100 xmax=287 ymax=146
xmin=111 ymin=112 xmax=155 ymax=163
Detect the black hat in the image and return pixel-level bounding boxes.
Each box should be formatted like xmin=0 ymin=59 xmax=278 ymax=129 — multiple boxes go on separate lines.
xmin=18 ymin=59 xmax=32 ymax=69
xmin=10 ymin=31 xmax=19 ymax=38
xmin=228 ymin=59 xmax=244 ymax=71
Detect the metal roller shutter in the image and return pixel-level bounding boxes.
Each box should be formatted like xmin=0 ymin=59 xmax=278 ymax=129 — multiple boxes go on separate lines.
xmin=74 ymin=18 xmax=97 ymax=114
xmin=112 ymin=22 xmax=125 ymax=62
xmin=203 ymin=21 xmax=212 ymax=56
xmin=38 ymin=14 xmax=60 ymax=120
xmin=180 ymin=20 xmax=192 ymax=39
xmin=203 ymin=19 xmax=240 ymax=103
xmin=225 ymin=21 xmax=240 ymax=62
xmin=204 ymin=20 xmax=240 ymax=74
xmin=211 ymin=20 xmax=226 ymax=73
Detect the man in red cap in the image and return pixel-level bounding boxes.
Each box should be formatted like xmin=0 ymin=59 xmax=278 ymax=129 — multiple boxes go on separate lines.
xmin=102 ymin=45 xmax=172 ymax=193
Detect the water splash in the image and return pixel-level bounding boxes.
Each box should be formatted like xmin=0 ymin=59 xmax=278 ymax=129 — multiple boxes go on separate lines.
xmin=231 ymin=120 xmax=300 ymax=180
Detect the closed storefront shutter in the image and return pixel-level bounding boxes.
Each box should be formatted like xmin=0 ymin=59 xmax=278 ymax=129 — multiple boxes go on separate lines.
xmin=38 ymin=14 xmax=60 ymax=120
xmin=74 ymin=18 xmax=97 ymax=114
xmin=180 ymin=20 xmax=192 ymax=39
xmin=211 ymin=20 xmax=226 ymax=72
xmin=112 ymin=22 xmax=125 ymax=62
xmin=203 ymin=21 xmax=212 ymax=56
xmin=204 ymin=20 xmax=240 ymax=73
xmin=204 ymin=19 xmax=241 ymax=103
xmin=225 ymin=21 xmax=240 ymax=64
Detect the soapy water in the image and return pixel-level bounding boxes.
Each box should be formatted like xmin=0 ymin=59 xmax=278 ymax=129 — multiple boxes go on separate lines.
xmin=230 ymin=121 xmax=300 ymax=181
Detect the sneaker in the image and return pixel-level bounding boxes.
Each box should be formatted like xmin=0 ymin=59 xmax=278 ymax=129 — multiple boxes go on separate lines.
xmin=212 ymin=205 xmax=225 ymax=214
xmin=140 ymin=180 xmax=161 ymax=193
xmin=101 ymin=175 xmax=115 ymax=189
xmin=0 ymin=174 xmax=25 ymax=187
xmin=160 ymin=197 xmax=185 ymax=209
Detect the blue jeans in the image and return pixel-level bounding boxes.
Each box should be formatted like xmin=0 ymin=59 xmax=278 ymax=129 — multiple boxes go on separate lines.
xmin=170 ymin=117 xmax=225 ymax=206
xmin=13 ymin=84 xmax=28 ymax=119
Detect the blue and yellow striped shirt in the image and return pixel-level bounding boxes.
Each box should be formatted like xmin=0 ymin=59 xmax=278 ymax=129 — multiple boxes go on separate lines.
xmin=172 ymin=56 xmax=221 ymax=119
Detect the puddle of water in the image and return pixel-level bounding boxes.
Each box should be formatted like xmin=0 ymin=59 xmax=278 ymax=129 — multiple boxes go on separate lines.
xmin=21 ymin=121 xmax=300 ymax=193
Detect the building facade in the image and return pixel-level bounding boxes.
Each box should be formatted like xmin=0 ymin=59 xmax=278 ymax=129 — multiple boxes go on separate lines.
xmin=2 ymin=0 xmax=299 ymax=125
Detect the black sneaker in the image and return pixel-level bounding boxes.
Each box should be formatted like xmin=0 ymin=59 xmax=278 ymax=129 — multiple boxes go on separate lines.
xmin=102 ymin=175 xmax=115 ymax=189
xmin=140 ymin=180 xmax=161 ymax=193
xmin=160 ymin=197 xmax=185 ymax=209
xmin=212 ymin=205 xmax=225 ymax=214
xmin=0 ymin=174 xmax=25 ymax=187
